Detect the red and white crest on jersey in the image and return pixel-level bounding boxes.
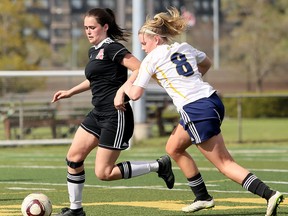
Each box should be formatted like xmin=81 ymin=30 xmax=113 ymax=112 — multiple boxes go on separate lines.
xmin=96 ymin=48 xmax=104 ymax=59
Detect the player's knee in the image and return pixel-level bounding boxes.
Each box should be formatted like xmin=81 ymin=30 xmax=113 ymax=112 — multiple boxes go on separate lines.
xmin=165 ymin=141 xmax=176 ymax=155
xmin=66 ymin=157 xmax=84 ymax=169
xmin=94 ymin=168 xmax=111 ymax=181
xmin=94 ymin=170 xmax=106 ymax=180
xmin=165 ymin=145 xmax=174 ymax=156
xmin=166 ymin=143 xmax=184 ymax=159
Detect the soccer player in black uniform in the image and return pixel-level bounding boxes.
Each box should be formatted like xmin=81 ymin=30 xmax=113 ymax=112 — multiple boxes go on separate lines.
xmin=51 ymin=8 xmax=175 ymax=216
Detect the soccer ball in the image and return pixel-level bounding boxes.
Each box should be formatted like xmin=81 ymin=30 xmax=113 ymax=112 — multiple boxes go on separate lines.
xmin=21 ymin=193 xmax=52 ymax=216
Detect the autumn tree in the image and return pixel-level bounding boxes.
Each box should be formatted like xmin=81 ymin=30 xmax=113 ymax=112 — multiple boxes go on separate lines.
xmin=221 ymin=0 xmax=288 ymax=92
xmin=0 ymin=0 xmax=51 ymax=94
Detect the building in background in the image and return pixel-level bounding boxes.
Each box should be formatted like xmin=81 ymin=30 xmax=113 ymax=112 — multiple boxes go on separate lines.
xmin=24 ymin=0 xmax=218 ymax=67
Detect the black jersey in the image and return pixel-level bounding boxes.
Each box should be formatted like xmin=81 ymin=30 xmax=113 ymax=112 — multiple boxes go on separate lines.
xmin=85 ymin=38 xmax=130 ymax=112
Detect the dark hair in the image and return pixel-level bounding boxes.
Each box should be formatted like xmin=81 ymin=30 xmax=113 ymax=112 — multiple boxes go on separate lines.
xmin=85 ymin=8 xmax=130 ymax=41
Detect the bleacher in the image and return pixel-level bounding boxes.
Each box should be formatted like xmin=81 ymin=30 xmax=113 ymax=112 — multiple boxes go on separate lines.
xmin=0 ymin=93 xmax=92 ymax=140
xmin=0 ymin=83 xmax=178 ymax=140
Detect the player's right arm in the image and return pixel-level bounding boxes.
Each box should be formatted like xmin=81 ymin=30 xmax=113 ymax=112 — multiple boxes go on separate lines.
xmin=197 ymin=56 xmax=211 ymax=76
xmin=51 ymin=79 xmax=90 ymax=103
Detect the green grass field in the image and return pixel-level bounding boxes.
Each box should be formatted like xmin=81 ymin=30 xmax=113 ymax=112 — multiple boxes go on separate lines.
xmin=0 ymin=142 xmax=287 ymax=216
xmin=1 ymin=117 xmax=287 ymax=144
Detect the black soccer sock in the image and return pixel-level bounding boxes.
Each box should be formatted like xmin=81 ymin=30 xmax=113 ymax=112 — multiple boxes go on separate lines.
xmin=188 ymin=173 xmax=212 ymax=201
xmin=242 ymin=173 xmax=274 ymax=200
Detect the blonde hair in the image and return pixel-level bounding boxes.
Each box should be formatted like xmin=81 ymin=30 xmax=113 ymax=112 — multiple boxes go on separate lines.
xmin=139 ymin=7 xmax=187 ymax=41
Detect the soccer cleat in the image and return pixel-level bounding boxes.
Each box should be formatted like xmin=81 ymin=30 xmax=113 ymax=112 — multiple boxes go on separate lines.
xmin=265 ymin=191 xmax=284 ymax=216
xmin=182 ymin=198 xmax=215 ymax=213
xmin=55 ymin=207 xmax=86 ymax=216
xmin=157 ymin=155 xmax=175 ymax=189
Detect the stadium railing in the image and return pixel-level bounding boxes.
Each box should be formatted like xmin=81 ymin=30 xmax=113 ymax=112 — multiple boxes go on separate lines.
xmin=0 ymin=71 xmax=287 ymax=146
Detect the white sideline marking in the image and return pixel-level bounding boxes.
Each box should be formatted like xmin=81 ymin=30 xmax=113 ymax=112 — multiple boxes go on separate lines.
xmin=173 ymin=167 xmax=288 ymax=173
xmin=1 ymin=165 xmax=288 ymax=173
xmin=264 ymin=181 xmax=288 ymax=184
xmin=7 ymin=187 xmax=55 ymax=191
xmin=228 ymin=149 xmax=288 ymax=154
xmin=236 ymin=149 xmax=288 ymax=152
xmin=0 ymin=165 xmax=67 ymax=169
xmin=1 ymin=181 xmax=288 ymax=195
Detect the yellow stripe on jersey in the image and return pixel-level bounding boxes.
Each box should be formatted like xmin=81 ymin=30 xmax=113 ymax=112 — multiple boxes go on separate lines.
xmin=156 ymin=66 xmax=187 ymax=99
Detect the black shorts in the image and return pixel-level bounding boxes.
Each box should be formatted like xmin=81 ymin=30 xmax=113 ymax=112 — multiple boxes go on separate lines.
xmin=80 ymin=104 xmax=134 ymax=150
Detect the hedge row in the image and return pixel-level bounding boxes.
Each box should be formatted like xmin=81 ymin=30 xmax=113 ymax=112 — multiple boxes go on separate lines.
xmin=222 ymin=96 xmax=288 ymax=118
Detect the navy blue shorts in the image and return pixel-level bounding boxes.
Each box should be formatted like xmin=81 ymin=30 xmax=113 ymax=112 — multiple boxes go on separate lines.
xmin=80 ymin=103 xmax=134 ymax=150
xmin=179 ymin=92 xmax=225 ymax=144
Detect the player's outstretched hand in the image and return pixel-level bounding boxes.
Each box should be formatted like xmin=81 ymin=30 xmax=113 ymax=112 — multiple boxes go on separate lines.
xmin=51 ymin=90 xmax=71 ymax=103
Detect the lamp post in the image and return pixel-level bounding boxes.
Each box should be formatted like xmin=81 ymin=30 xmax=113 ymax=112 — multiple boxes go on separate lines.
xmin=213 ymin=0 xmax=220 ymax=69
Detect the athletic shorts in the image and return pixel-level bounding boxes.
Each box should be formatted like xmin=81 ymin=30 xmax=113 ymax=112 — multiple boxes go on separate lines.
xmin=179 ymin=92 xmax=225 ymax=144
xmin=80 ymin=103 xmax=134 ymax=150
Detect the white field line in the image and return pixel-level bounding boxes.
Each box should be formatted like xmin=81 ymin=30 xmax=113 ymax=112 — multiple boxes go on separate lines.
xmin=0 ymin=165 xmax=67 ymax=169
xmin=1 ymin=153 xmax=287 ymax=195
xmin=228 ymin=149 xmax=288 ymax=154
xmin=2 ymin=181 xmax=288 ymax=195
xmin=1 ymin=165 xmax=288 ymax=173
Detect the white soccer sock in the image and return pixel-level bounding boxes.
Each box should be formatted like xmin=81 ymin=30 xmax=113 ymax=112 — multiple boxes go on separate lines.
xmin=67 ymin=171 xmax=85 ymax=210
xmin=129 ymin=161 xmax=159 ymax=177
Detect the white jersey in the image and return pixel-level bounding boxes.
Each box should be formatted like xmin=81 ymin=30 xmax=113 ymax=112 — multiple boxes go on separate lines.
xmin=133 ymin=42 xmax=216 ymax=111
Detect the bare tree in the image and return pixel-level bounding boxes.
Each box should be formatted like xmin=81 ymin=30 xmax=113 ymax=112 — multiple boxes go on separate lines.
xmin=221 ymin=0 xmax=288 ymax=92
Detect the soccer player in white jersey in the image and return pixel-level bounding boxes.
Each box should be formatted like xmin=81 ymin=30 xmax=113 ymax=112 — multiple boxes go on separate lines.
xmin=115 ymin=7 xmax=284 ymax=216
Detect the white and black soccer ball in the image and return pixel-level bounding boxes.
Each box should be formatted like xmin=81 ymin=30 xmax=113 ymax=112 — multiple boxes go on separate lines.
xmin=21 ymin=193 xmax=52 ymax=216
